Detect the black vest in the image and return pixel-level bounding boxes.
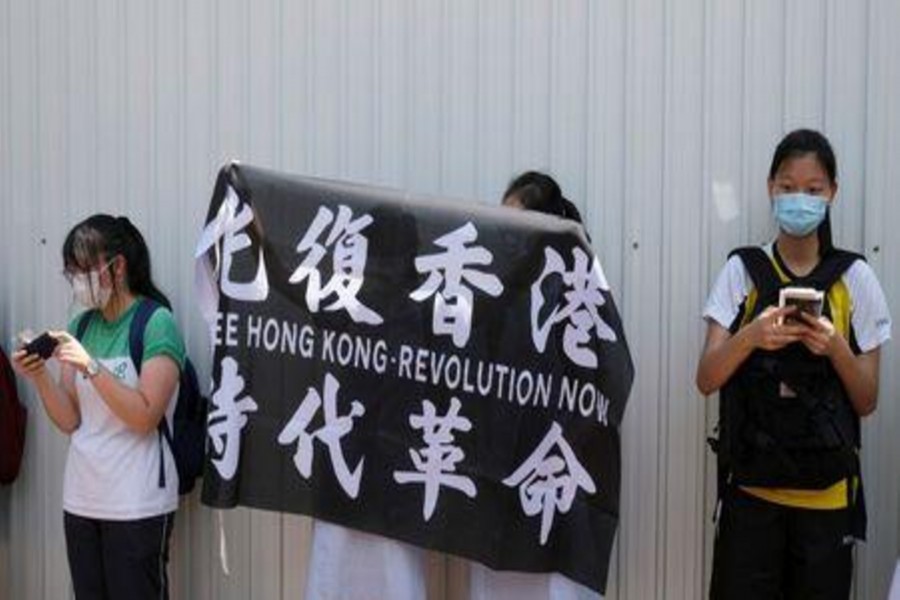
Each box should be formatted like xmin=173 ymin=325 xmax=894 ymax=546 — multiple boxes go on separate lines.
xmin=715 ymin=246 xmax=863 ymax=489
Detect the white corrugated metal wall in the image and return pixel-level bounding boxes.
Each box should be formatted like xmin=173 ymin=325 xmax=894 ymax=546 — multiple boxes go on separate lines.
xmin=1 ymin=1 xmax=898 ymax=598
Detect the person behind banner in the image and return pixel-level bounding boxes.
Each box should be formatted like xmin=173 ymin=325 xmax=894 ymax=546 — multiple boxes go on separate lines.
xmin=696 ymin=129 xmax=892 ymax=599
xmin=299 ymin=203 xmax=429 ymax=600
xmin=467 ymin=170 xmax=601 ymax=600
xmin=11 ymin=215 xmax=185 ymax=600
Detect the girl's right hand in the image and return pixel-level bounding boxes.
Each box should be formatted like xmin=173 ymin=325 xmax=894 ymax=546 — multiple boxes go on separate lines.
xmin=11 ymin=349 xmax=51 ymax=382
xmin=751 ymin=305 xmax=805 ymax=351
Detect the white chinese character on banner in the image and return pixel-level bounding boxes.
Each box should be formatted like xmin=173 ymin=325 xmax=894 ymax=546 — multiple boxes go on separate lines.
xmin=393 ymin=397 xmax=476 ymax=521
xmin=289 ymin=205 xmax=383 ymax=325
xmin=531 ymin=246 xmax=616 ymax=368
xmin=208 ymin=357 xmax=260 ymax=480
xmin=503 ymin=422 xmax=596 ymax=545
xmin=277 ymin=372 xmax=366 ymax=499
xmin=410 ymin=223 xmax=503 ymax=348
xmin=196 ymin=185 xmax=270 ymax=302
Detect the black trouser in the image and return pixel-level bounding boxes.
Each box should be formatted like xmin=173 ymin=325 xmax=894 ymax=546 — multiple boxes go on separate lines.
xmin=64 ymin=511 xmax=175 ymax=600
xmin=710 ymin=487 xmax=852 ymax=600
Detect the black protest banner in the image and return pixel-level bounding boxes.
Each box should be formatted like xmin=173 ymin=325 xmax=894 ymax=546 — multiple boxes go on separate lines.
xmin=195 ymin=163 xmax=634 ymax=593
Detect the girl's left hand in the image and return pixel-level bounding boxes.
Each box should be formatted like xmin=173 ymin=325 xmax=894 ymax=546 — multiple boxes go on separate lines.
xmin=797 ymin=312 xmax=839 ymax=357
xmin=50 ymin=331 xmax=93 ymax=373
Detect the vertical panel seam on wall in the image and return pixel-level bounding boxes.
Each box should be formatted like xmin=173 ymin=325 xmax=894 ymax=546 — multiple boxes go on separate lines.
xmin=440 ymin=0 xmax=448 ymax=193
xmin=548 ymin=0 xmax=556 ymax=174
xmin=121 ymin=0 xmax=130 ymax=213
xmin=210 ymin=0 xmax=219 ymax=171
xmin=32 ymin=5 xmax=43 ymax=593
xmin=857 ymin=8 xmax=879 ymax=594
xmin=584 ymin=0 xmax=592 ymax=220
xmin=178 ymin=4 xmax=191 ymax=594
xmin=510 ymin=0 xmax=516 ymax=173
xmin=369 ymin=0 xmax=378 ymax=181
xmin=778 ymin=0 xmax=786 ymax=131
xmin=860 ymin=2 xmax=884 ymax=592
xmin=740 ymin=0 xmax=752 ymax=245
xmin=244 ymin=11 xmax=253 ymax=595
xmin=244 ymin=0 xmax=251 ymax=167
xmin=618 ymin=0 xmax=634 ymax=593
xmin=62 ymin=0 xmax=72 ymax=305
xmin=152 ymin=0 xmax=160 ymax=240
xmin=91 ymin=0 xmax=99 ymax=213
xmin=275 ymin=8 xmax=283 ymax=205
xmin=403 ymin=0 xmax=412 ymax=189
xmin=698 ymin=0 xmax=713 ymax=593
xmin=275 ymin=0 xmax=284 ymax=171
xmin=275 ymin=1 xmax=286 ymax=590
xmin=582 ymin=0 xmax=593 ymax=226
xmin=438 ymin=0 xmax=446 ymax=193
xmin=118 ymin=0 xmax=127 ymax=215
xmin=33 ymin=0 xmax=46 ymax=594
xmin=374 ymin=0 xmax=383 ymax=181
xmin=822 ymin=0 xmax=831 ymax=132
xmin=210 ymin=2 xmax=221 ymax=592
xmin=179 ymin=0 xmax=188 ymax=316
xmin=340 ymin=0 xmax=348 ymax=176
xmin=2 ymin=0 xmax=10 ymax=331
xmin=659 ymin=0 xmax=672 ymax=589
xmin=0 ymin=0 xmax=10 ymax=592
xmin=860 ymin=0 xmax=872 ymax=243
xmin=736 ymin=0 xmax=747 ymax=244
xmin=509 ymin=0 xmax=517 ymax=175
xmin=305 ymin=0 xmax=314 ymax=175
xmin=618 ymin=0 xmax=631 ymax=313
xmin=472 ymin=0 xmax=481 ymax=196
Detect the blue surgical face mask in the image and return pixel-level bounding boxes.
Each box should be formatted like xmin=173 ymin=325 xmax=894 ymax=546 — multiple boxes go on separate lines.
xmin=772 ymin=193 xmax=828 ymax=237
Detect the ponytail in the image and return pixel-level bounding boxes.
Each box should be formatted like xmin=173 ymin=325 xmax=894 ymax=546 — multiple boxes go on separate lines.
xmin=560 ymin=197 xmax=584 ymax=226
xmin=503 ymin=171 xmax=584 ymax=225
xmin=817 ymin=210 xmax=834 ymax=257
xmin=116 ymin=217 xmax=172 ymax=309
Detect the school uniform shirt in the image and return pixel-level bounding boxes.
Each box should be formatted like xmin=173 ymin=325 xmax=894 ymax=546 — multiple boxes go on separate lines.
xmin=703 ymin=244 xmax=892 ymax=509
xmin=63 ymin=299 xmax=186 ymax=520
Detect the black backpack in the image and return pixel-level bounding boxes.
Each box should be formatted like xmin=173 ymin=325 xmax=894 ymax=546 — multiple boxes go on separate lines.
xmin=76 ymin=299 xmax=208 ymax=495
xmin=0 ymin=343 xmax=27 ymax=485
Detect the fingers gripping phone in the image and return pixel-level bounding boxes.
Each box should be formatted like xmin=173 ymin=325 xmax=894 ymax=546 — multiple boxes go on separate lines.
xmin=23 ymin=332 xmax=59 ymax=360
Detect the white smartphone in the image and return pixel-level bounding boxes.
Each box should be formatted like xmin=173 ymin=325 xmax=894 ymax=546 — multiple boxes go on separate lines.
xmin=778 ymin=287 xmax=824 ymax=325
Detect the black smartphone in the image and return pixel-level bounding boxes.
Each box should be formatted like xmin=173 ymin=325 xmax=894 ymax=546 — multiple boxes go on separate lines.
xmin=23 ymin=332 xmax=59 ymax=360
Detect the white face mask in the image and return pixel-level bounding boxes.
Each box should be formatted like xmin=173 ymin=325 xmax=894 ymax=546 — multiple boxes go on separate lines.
xmin=70 ymin=261 xmax=114 ymax=309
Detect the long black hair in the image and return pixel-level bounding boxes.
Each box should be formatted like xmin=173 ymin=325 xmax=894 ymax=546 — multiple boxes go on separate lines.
xmin=768 ymin=129 xmax=837 ymax=254
xmin=503 ymin=171 xmax=584 ymax=225
xmin=62 ymin=214 xmax=172 ymax=309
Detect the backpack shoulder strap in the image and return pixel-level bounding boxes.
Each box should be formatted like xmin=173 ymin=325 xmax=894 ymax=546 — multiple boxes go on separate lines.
xmin=728 ymin=246 xmax=783 ymax=296
xmin=74 ymin=310 xmax=97 ymax=341
xmin=126 ymin=299 xmax=173 ymax=488
xmin=727 ymin=247 xmax=784 ymax=320
xmin=802 ymin=249 xmax=863 ymax=291
xmin=128 ymin=299 xmax=162 ymax=375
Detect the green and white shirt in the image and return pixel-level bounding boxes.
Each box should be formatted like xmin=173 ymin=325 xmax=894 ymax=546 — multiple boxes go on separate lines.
xmin=64 ymin=299 xmax=186 ymax=520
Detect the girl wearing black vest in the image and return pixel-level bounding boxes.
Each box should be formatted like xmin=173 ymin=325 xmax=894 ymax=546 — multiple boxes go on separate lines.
xmin=697 ymin=130 xmax=892 ymax=598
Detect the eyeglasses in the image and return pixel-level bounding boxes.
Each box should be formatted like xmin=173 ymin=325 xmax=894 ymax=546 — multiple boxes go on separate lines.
xmin=62 ymin=258 xmax=116 ymax=285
